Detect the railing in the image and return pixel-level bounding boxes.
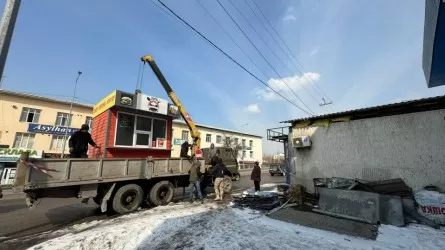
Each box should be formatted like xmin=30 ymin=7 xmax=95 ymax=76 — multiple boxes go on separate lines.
xmin=266 ymin=126 xmax=289 ymax=142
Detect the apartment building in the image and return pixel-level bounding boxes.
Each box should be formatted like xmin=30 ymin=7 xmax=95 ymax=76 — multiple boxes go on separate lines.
xmin=0 ymin=90 xmax=93 ymax=185
xmin=171 ymin=120 xmax=263 ymax=169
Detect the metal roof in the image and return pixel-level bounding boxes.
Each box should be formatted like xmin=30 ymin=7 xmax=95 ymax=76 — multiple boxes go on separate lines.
xmin=281 ymin=95 xmax=445 ymax=124
xmin=0 ymin=89 xmax=93 ymax=108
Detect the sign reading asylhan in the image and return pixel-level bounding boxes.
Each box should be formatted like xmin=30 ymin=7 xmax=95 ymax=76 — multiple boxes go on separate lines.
xmin=28 ymin=124 xmax=78 ymax=135
xmin=0 ymin=148 xmax=43 ymax=162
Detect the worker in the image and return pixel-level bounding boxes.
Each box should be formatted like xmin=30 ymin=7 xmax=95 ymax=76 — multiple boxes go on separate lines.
xmin=251 ymin=161 xmax=262 ymax=192
xmin=180 ymin=141 xmax=192 ymax=159
xmin=188 ymin=154 xmax=204 ymax=203
xmin=210 ymin=149 xmax=220 ymax=167
xmin=68 ymin=124 xmax=99 ymax=158
xmin=211 ymin=157 xmax=230 ymax=201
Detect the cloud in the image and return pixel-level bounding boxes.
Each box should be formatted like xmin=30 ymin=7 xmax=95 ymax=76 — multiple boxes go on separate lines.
xmin=283 ymin=6 xmax=297 ymax=22
xmin=244 ymin=104 xmax=261 ymax=113
xmin=255 ymin=72 xmax=321 ymax=101
xmin=309 ymin=48 xmax=318 ymax=56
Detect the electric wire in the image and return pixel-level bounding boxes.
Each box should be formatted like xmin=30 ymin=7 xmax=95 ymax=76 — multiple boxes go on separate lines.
xmin=155 ymin=0 xmax=314 ymax=116
xmin=195 ymin=0 xmax=292 ymax=101
xmin=215 ymin=0 xmax=315 ymax=114
xmin=249 ymin=0 xmax=334 ymax=104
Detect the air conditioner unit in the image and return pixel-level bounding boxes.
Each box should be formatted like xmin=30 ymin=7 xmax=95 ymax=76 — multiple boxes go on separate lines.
xmin=291 ymin=136 xmax=311 ymax=148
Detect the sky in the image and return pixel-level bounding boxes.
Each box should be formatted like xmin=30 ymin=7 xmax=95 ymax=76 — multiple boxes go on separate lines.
xmin=1 ymin=0 xmax=444 ymax=155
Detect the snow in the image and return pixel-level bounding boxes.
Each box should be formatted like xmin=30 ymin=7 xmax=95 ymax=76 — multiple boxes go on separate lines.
xmin=27 ymin=201 xmax=445 ymax=250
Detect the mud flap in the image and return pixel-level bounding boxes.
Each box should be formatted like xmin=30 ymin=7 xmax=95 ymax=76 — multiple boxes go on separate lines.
xmin=100 ymin=183 xmax=116 ymax=213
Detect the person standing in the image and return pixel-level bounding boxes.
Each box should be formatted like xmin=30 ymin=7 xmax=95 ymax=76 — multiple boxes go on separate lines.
xmin=68 ymin=124 xmax=99 ymax=158
xmin=188 ymin=154 xmax=204 ymax=203
xmin=211 ymin=158 xmax=230 ymax=201
xmin=180 ymin=141 xmax=192 ymax=159
xmin=251 ymin=161 xmax=262 ymax=192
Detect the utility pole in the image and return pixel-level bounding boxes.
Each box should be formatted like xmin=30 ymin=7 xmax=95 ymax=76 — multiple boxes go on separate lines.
xmin=319 ymin=98 xmax=333 ymax=107
xmin=241 ymin=123 xmax=248 ymax=170
xmin=61 ymin=71 xmax=82 ymax=158
xmin=0 ymin=0 xmax=21 ymax=80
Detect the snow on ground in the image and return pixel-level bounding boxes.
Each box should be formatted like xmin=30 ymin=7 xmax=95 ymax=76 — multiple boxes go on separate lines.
xmin=27 ymin=201 xmax=445 ymax=250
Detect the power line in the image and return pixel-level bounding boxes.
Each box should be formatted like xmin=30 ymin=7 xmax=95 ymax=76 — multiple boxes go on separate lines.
xmin=249 ymin=0 xmax=334 ymax=104
xmin=215 ymin=0 xmax=315 ymax=114
xmin=195 ymin=0 xmax=293 ymax=101
xmin=154 ymin=0 xmax=313 ymax=116
xmin=227 ymin=0 xmax=321 ymax=106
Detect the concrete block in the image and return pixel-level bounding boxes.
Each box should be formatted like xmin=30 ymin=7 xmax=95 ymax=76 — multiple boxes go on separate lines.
xmin=380 ymin=194 xmax=404 ymax=226
xmin=318 ymin=187 xmax=380 ymax=224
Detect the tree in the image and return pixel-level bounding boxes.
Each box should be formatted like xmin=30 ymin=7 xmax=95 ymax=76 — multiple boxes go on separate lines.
xmin=221 ymin=135 xmax=241 ymax=160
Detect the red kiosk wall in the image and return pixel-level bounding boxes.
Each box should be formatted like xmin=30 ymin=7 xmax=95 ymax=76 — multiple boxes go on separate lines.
xmin=89 ymin=110 xmax=109 ymax=158
xmin=91 ymin=109 xmax=173 ymax=159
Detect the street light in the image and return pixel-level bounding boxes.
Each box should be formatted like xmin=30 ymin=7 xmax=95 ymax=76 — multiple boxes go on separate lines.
xmin=241 ymin=123 xmax=248 ymax=170
xmin=61 ymin=71 xmax=82 ymax=158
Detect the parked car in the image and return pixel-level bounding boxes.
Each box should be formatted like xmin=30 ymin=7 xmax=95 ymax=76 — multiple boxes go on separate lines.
xmin=269 ymin=163 xmax=284 ymax=176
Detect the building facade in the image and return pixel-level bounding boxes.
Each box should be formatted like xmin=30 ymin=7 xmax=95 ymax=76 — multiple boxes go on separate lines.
xmin=281 ymin=96 xmax=445 ymax=193
xmin=171 ymin=120 xmax=263 ymax=170
xmin=0 ymin=90 xmax=93 ymax=185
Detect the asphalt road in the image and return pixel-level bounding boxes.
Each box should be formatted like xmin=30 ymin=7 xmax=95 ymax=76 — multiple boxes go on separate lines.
xmin=0 ymin=171 xmax=284 ymax=240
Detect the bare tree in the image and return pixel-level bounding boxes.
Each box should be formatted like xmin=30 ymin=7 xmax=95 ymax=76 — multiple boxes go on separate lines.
xmin=221 ymin=135 xmax=241 ymax=160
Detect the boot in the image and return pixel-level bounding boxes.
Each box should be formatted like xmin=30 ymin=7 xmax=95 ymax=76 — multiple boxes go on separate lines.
xmin=214 ymin=195 xmax=220 ymax=201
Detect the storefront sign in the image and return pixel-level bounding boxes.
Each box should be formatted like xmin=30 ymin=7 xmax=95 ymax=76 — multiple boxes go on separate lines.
xmin=173 ymin=138 xmax=187 ymax=145
xmin=136 ymin=93 xmax=168 ymax=115
xmin=415 ymin=189 xmax=445 ymax=225
xmin=0 ymin=148 xmax=43 ymax=162
xmin=115 ymin=90 xmax=136 ymax=109
xmin=156 ymin=138 xmax=166 ymax=148
xmin=168 ymin=104 xmax=180 ymax=117
xmin=28 ymin=124 xmax=78 ymax=135
xmin=93 ymin=90 xmax=117 ymax=118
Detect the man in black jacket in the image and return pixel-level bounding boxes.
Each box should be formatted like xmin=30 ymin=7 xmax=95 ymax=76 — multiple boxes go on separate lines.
xmin=180 ymin=141 xmax=192 ymax=159
xmin=210 ymin=158 xmax=230 ymax=201
xmin=69 ymin=124 xmax=99 ymax=158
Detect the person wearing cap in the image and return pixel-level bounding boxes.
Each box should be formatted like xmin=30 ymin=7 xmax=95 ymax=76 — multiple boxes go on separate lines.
xmin=68 ymin=124 xmax=99 ymax=158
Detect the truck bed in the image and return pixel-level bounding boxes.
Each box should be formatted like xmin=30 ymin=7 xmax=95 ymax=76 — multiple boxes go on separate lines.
xmin=14 ymin=157 xmax=203 ymax=190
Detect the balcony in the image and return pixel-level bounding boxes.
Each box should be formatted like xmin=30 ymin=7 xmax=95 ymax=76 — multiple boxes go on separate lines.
xmin=267 ymin=126 xmax=289 ymax=142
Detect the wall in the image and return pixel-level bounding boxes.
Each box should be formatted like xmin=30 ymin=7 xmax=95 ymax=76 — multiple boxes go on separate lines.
xmin=288 ymin=109 xmax=445 ymax=192
xmin=171 ymin=121 xmax=263 ymax=163
xmin=0 ymin=92 xmax=93 ymax=154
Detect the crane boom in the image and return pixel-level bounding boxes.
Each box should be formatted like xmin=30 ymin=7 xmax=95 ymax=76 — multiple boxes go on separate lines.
xmin=141 ymin=55 xmax=201 ymax=156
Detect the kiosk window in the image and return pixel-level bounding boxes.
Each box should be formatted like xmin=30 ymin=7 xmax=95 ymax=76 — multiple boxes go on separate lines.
xmin=115 ymin=113 xmax=135 ymax=146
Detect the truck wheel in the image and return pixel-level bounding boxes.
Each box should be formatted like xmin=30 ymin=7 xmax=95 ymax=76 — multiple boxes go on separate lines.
xmin=149 ymin=181 xmax=174 ymax=206
xmin=222 ymin=176 xmax=232 ymax=194
xmin=112 ymin=184 xmax=144 ymax=214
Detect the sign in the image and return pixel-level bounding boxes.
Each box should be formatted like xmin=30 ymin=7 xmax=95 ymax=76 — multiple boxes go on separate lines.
xmin=0 ymin=148 xmax=43 ymax=162
xmin=28 ymin=124 xmax=78 ymax=135
xmin=173 ymin=138 xmax=187 ymax=145
xmin=415 ymin=189 xmax=445 ymax=225
xmin=93 ymin=90 xmax=117 ymax=118
xmin=115 ymin=91 xmax=136 ymax=109
xmin=156 ymin=138 xmax=166 ymax=148
xmin=168 ymin=104 xmax=180 ymax=117
xmin=136 ymin=93 xmax=168 ymax=115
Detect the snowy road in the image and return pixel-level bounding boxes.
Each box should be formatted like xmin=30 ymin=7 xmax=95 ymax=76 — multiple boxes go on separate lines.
xmin=14 ymin=201 xmax=445 ymax=250
xmin=0 ymin=171 xmax=283 ymax=239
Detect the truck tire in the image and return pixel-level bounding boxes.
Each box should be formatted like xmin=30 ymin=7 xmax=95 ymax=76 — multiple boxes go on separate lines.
xmin=222 ymin=176 xmax=232 ymax=194
xmin=149 ymin=181 xmax=174 ymax=206
xmin=112 ymin=184 xmax=144 ymax=214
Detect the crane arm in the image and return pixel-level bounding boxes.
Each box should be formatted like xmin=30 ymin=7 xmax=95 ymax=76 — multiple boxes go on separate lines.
xmin=141 ymin=55 xmax=201 ymax=154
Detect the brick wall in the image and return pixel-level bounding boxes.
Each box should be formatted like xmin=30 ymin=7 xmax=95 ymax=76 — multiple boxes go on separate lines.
xmin=89 ymin=110 xmax=109 ymax=158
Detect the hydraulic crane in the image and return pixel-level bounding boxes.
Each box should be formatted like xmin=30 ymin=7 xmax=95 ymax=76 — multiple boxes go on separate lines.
xmin=141 ymin=55 xmax=202 ymax=158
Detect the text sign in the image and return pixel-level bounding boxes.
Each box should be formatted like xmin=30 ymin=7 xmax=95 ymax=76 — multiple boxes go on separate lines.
xmin=0 ymin=148 xmax=43 ymax=162
xmin=415 ymin=190 xmax=445 ymax=225
xmin=173 ymin=138 xmax=187 ymax=145
xmin=28 ymin=124 xmax=78 ymax=135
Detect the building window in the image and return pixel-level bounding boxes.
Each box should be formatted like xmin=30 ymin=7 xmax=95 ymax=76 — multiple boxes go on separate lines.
xmin=216 ymin=135 xmax=222 ymax=144
xmin=206 ymin=134 xmax=212 ymax=143
xmin=51 ymin=135 xmax=68 ymax=150
xmin=13 ymin=133 xmax=35 ymax=148
xmin=242 ymin=151 xmax=246 ymax=158
xmin=225 ymin=137 xmax=231 ymax=145
xmin=85 ymin=116 xmax=93 ymax=132
xmin=55 ymin=112 xmax=72 ymax=127
xmin=242 ymin=139 xmax=246 ymax=147
xmin=182 ymin=130 xmax=189 ymax=140
xmin=234 ymin=138 xmax=239 ymax=145
xmin=19 ymin=107 xmax=41 ymax=123
xmin=250 ymin=151 xmax=253 ymax=158
xmin=114 ymin=112 xmax=167 ymax=148
xmin=249 ymin=140 xmax=253 ymax=148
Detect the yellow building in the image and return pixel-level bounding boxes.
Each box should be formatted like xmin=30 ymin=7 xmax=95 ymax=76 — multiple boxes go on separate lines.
xmin=171 ymin=120 xmax=263 ymax=170
xmin=0 ymin=90 xmax=93 ymax=185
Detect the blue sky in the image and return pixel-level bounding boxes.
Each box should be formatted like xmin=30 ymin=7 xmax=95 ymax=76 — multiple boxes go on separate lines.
xmin=1 ymin=0 xmax=444 ymax=154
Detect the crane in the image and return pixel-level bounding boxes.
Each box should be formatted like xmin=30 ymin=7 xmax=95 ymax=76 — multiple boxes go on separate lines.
xmin=141 ymin=55 xmax=202 ymax=158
